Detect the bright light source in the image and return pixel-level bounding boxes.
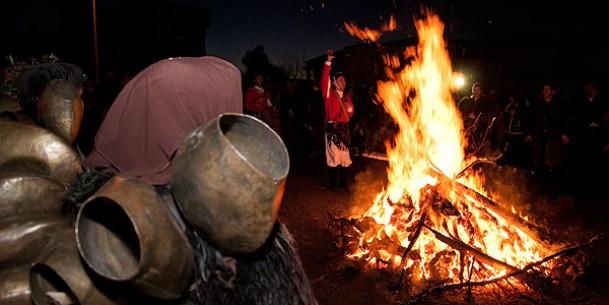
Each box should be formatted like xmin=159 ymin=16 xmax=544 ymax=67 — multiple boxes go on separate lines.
xmin=452 ymin=72 xmax=466 ymax=90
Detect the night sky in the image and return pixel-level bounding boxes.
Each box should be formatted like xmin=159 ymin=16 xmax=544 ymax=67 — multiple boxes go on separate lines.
xmin=203 ymin=0 xmax=608 ymax=68
xmin=205 ymin=0 xmax=400 ymax=69
xmin=1 ymin=0 xmax=607 ymax=76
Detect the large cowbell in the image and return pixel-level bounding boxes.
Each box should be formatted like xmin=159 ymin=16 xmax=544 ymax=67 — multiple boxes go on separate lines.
xmin=171 ymin=113 xmax=290 ymax=254
xmin=0 ymin=120 xmax=81 ymax=184
xmin=37 ymin=79 xmax=84 ymax=145
xmin=75 ymin=176 xmax=194 ymax=300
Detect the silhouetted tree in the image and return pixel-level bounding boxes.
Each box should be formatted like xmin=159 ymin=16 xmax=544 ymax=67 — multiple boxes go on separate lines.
xmin=241 ymin=45 xmax=287 ymax=90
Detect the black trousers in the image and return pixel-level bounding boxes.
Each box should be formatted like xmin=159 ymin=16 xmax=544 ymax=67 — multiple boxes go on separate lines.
xmin=327 ymin=166 xmax=349 ymax=188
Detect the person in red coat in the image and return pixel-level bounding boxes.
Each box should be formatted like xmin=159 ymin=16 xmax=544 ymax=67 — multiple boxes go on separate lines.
xmin=321 ymin=49 xmax=354 ymax=189
xmin=244 ymin=74 xmax=276 ymax=129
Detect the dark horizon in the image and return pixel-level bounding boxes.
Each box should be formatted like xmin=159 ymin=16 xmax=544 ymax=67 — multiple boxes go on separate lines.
xmin=1 ymin=0 xmax=608 ymax=82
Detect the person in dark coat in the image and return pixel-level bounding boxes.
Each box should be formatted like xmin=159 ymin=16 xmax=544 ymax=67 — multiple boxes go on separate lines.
xmin=458 ymin=82 xmax=501 ymax=155
xmin=529 ymin=83 xmax=572 ymax=178
xmin=501 ymin=92 xmax=533 ymax=169
xmin=572 ymin=82 xmax=608 ymax=196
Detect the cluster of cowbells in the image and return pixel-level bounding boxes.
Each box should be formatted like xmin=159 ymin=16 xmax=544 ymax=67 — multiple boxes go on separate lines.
xmin=0 ymin=80 xmax=290 ymax=304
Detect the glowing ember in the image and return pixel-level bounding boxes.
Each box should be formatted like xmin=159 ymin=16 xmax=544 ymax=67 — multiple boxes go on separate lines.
xmin=344 ymin=11 xmax=556 ymax=287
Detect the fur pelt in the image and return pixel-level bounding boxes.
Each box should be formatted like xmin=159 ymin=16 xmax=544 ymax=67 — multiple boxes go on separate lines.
xmin=62 ymin=166 xmax=113 ymax=216
xmin=63 ymin=168 xmax=318 ymax=305
xmin=187 ymin=223 xmax=318 ymax=305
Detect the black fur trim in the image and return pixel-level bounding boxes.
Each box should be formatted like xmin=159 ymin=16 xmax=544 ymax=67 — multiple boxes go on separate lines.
xmin=187 ymin=223 xmax=318 ymax=305
xmin=62 ymin=166 xmax=113 ymax=216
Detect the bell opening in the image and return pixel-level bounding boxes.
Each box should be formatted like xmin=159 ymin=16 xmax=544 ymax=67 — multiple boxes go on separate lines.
xmin=30 ymin=264 xmax=79 ymax=305
xmin=77 ymin=197 xmax=141 ymax=280
xmin=219 ymin=114 xmax=289 ymax=179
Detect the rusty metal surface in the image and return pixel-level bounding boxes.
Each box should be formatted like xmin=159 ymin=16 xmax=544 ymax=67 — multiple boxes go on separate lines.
xmin=37 ymin=79 xmax=83 ymax=144
xmin=0 ymin=214 xmax=70 ymax=268
xmin=171 ymin=113 xmax=290 ymax=254
xmin=0 ymin=120 xmax=81 ymax=184
xmin=0 ymin=174 xmax=66 ymax=219
xmin=0 ymin=266 xmax=33 ymax=305
xmin=29 ymin=230 xmax=119 ymax=305
xmin=76 ymin=176 xmax=194 ymax=299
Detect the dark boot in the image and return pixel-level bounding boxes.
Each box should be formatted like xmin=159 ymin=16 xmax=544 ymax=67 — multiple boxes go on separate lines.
xmin=338 ymin=166 xmax=349 ymax=189
xmin=327 ymin=166 xmax=338 ymax=189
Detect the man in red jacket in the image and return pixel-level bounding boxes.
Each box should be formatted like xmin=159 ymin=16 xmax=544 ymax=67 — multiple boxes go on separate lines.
xmin=321 ymin=49 xmax=354 ymax=189
xmin=244 ymin=74 xmax=275 ymax=128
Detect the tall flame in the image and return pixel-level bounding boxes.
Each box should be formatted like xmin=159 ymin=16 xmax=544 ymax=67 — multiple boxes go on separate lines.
xmin=350 ymin=12 xmax=551 ymax=286
xmin=380 ymin=14 xmax=464 ymax=204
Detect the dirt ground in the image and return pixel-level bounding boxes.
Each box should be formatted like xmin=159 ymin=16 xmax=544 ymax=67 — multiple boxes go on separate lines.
xmin=279 ymin=156 xmax=609 ymax=305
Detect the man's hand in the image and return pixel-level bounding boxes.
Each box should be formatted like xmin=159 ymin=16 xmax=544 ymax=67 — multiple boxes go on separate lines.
xmin=326 ymin=49 xmax=335 ymax=62
xmin=561 ymin=134 xmax=570 ymax=146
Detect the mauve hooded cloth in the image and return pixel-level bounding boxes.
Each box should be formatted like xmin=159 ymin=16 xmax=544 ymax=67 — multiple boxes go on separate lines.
xmin=85 ymin=56 xmax=242 ymax=184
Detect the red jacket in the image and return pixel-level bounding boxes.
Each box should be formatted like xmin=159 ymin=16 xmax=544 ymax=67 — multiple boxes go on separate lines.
xmin=244 ymin=86 xmax=272 ymax=114
xmin=320 ymin=62 xmax=354 ymax=123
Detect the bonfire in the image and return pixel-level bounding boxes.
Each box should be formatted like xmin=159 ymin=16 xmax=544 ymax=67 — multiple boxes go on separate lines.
xmin=330 ymin=10 xmax=596 ymax=300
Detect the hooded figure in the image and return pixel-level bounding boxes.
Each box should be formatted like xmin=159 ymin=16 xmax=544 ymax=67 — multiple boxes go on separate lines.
xmin=85 ymin=56 xmax=242 ymax=185
xmin=70 ymin=56 xmax=317 ymax=305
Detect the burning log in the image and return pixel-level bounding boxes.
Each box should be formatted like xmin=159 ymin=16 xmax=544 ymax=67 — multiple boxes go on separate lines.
xmin=407 ymin=235 xmax=600 ymax=303
xmin=363 ymin=154 xmax=541 ymax=245
xmin=428 ymin=162 xmax=552 ymax=246
xmin=455 ymin=153 xmax=503 ymax=179
xmin=390 ymin=188 xmax=443 ymax=284
xmin=393 ymin=211 xmax=427 ymax=288
xmin=327 ymin=211 xmax=404 ymax=258
xmin=361 ymin=151 xmax=389 ymax=162
xmin=423 ymin=224 xmax=519 ymax=273
xmin=431 ymin=199 xmax=460 ymax=217
xmin=453 ymin=182 xmax=551 ymax=245
xmin=327 ymin=211 xmax=362 ymax=253
xmin=363 ymin=232 xmax=405 ymax=265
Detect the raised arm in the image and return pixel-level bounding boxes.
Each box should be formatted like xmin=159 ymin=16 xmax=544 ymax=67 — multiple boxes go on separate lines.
xmin=320 ymin=49 xmax=335 ymax=101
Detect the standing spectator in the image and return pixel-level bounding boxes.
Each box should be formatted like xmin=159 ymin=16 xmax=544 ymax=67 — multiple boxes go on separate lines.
xmin=501 ymin=92 xmax=532 ymax=169
xmin=244 ymin=73 xmax=278 ymax=131
xmin=576 ymin=82 xmax=607 ymax=160
xmin=573 ymin=82 xmax=608 ymax=195
xmin=301 ymin=81 xmax=325 ymax=162
xmin=458 ymin=82 xmax=501 ymax=155
xmin=530 ymin=82 xmax=571 ymax=179
xmin=278 ymin=80 xmax=300 ymax=158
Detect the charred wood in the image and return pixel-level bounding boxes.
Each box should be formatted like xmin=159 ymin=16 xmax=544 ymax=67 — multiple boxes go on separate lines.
xmin=456 ymin=153 xmax=503 ymax=179
xmin=427 ymin=162 xmax=552 ymax=246
xmin=393 ymin=211 xmax=428 ymax=289
xmin=406 ymin=235 xmax=599 ymax=304
xmin=423 ymin=224 xmax=519 ymax=272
